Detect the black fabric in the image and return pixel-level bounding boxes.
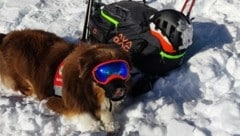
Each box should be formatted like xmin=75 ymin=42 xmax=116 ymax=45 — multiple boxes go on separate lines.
xmin=132 ymin=53 xmax=182 ymax=75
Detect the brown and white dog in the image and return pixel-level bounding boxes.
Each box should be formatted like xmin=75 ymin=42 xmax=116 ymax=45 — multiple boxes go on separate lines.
xmin=0 ymin=29 xmax=131 ymax=131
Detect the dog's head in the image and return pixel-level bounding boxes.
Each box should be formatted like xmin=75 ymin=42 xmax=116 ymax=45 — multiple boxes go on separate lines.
xmin=77 ymin=43 xmax=132 ymax=101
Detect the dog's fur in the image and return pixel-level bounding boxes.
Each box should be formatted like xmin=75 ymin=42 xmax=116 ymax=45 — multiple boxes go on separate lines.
xmin=0 ymin=29 xmax=131 ymax=131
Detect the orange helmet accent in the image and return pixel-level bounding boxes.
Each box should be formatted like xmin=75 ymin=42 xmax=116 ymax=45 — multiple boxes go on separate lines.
xmin=150 ymin=29 xmax=176 ymax=54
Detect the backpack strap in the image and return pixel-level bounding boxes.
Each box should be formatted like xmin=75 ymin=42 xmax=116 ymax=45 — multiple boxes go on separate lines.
xmin=138 ymin=32 xmax=161 ymax=55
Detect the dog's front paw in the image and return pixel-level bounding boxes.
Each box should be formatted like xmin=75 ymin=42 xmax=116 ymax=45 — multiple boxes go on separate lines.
xmin=103 ymin=121 xmax=121 ymax=132
xmin=45 ymin=96 xmax=67 ymax=114
xmin=39 ymin=99 xmax=55 ymax=115
xmin=99 ymin=110 xmax=121 ymax=132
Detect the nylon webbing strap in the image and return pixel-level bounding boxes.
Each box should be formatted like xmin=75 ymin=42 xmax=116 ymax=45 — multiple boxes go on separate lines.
xmin=100 ymin=9 xmax=119 ymax=27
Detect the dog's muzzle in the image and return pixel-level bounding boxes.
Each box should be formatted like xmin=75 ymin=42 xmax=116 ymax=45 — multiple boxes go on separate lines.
xmin=102 ymin=79 xmax=127 ymax=101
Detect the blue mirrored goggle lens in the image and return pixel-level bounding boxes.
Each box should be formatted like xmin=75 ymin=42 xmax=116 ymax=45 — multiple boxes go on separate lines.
xmin=94 ymin=61 xmax=129 ymax=83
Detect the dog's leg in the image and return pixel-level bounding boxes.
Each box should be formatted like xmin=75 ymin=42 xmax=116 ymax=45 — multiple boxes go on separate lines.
xmin=19 ymin=79 xmax=34 ymax=96
xmin=1 ymin=73 xmax=35 ymax=97
xmin=8 ymin=73 xmax=34 ymax=96
xmin=46 ymin=96 xmax=68 ymax=115
xmin=0 ymin=51 xmax=14 ymax=89
xmin=99 ymin=110 xmax=121 ymax=133
xmin=93 ymin=95 xmax=120 ymax=132
xmin=0 ymin=70 xmax=24 ymax=94
xmin=100 ymin=110 xmax=114 ymax=127
xmin=0 ymin=53 xmax=34 ymax=96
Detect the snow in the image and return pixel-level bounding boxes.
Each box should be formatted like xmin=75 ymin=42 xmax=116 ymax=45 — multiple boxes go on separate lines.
xmin=0 ymin=0 xmax=240 ymax=135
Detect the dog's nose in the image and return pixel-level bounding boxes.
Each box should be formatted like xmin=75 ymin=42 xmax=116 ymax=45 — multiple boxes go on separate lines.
xmin=112 ymin=87 xmax=126 ymax=100
xmin=103 ymin=79 xmax=127 ymax=101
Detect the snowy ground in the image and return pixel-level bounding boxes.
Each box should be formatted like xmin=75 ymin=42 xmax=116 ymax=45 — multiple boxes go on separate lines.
xmin=0 ymin=0 xmax=240 ymax=136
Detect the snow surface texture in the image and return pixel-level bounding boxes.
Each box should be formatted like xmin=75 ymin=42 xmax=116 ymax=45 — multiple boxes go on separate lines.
xmin=0 ymin=0 xmax=240 ymax=135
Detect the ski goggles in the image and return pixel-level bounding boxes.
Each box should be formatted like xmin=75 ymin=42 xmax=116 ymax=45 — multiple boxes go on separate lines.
xmin=92 ymin=60 xmax=130 ymax=85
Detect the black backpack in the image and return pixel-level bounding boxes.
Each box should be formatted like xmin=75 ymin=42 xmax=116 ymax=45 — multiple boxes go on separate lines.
xmin=85 ymin=0 xmax=194 ymax=96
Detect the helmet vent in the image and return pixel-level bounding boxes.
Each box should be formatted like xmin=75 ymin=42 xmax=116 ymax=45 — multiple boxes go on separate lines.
xmin=162 ymin=21 xmax=168 ymax=30
xmin=155 ymin=19 xmax=161 ymax=29
xmin=169 ymin=26 xmax=175 ymax=35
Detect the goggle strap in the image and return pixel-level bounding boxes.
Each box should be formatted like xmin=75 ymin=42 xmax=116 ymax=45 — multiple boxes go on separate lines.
xmin=108 ymin=98 xmax=112 ymax=112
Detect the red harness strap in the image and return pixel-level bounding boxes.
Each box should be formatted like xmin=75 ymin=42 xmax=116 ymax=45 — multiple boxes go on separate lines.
xmin=53 ymin=61 xmax=64 ymax=96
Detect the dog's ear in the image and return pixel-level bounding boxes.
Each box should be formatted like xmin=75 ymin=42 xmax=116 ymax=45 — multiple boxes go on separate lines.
xmin=78 ymin=57 xmax=88 ymax=78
